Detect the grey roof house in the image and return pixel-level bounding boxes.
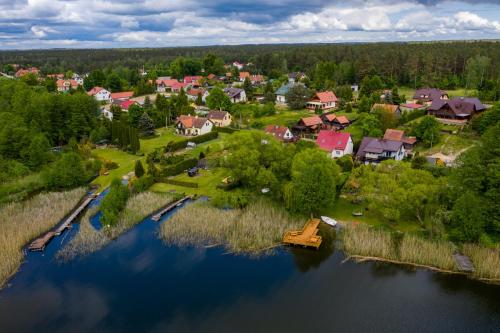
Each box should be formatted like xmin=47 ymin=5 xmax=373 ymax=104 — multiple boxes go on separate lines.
xmin=356 ymin=137 xmax=405 ymax=163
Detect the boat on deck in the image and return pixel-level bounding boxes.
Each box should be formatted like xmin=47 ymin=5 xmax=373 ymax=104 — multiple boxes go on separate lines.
xmin=320 ymin=216 xmax=337 ymax=227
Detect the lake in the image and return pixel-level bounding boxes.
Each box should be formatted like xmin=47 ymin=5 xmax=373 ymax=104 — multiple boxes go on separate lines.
xmin=1 ymin=203 xmax=500 ymax=333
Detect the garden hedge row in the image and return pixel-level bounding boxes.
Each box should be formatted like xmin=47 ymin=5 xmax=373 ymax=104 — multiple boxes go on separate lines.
xmin=215 ymin=127 xmax=240 ymax=134
xmin=165 ymin=179 xmax=199 ymax=188
xmin=166 ymin=131 xmax=219 ymax=151
xmin=161 ymin=157 xmax=198 ymax=177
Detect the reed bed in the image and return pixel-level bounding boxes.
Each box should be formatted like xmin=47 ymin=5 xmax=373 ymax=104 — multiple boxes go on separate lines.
xmin=463 ymin=244 xmax=500 ymax=281
xmin=0 ymin=188 xmax=86 ymax=288
xmin=58 ymin=191 xmax=174 ymax=261
xmin=160 ymin=200 xmax=303 ymax=254
xmin=341 ymin=224 xmax=457 ymax=271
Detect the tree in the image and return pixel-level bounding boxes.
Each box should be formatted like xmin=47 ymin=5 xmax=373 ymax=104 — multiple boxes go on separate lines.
xmin=465 ymin=55 xmax=491 ymax=90
xmin=286 ymin=85 xmax=310 ymax=110
xmin=373 ymin=106 xmax=398 ymax=132
xmin=285 ymin=149 xmax=340 ymax=214
xmin=84 ymin=69 xmax=106 ymax=90
xmin=391 ymin=87 xmax=402 ymax=105
xmin=43 ymin=152 xmax=87 ymax=189
xmin=413 ymin=116 xmax=441 ymax=147
xmin=100 ymin=178 xmax=130 ymax=226
xmin=358 ymin=95 xmax=372 ymax=113
xmin=21 ymin=73 xmax=38 ymax=86
xmin=263 ymin=81 xmax=275 ymax=104
xmin=138 ymin=112 xmax=155 ymax=137
xmin=106 ymin=73 xmax=122 ymax=92
xmin=44 ymin=78 xmax=57 ymax=92
xmin=335 ymin=85 xmax=353 ymax=104
xmin=206 ymin=87 xmax=231 ymax=110
xmin=345 ymin=103 xmax=353 ymax=113
xmin=202 ymin=53 xmax=225 ymax=75
xmin=135 ymin=160 xmax=145 ymax=178
xmin=243 ymin=77 xmax=254 ymax=101
xmin=128 ymin=104 xmax=143 ymax=128
xmin=25 ymin=133 xmax=51 ymax=170
xmin=111 ymin=104 xmax=122 ymax=121
xmin=195 ymin=92 xmax=203 ymax=106
xmin=357 ymin=113 xmax=383 ymax=137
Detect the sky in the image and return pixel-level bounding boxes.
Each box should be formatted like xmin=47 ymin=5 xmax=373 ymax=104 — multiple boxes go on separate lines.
xmin=0 ymin=0 xmax=499 ymax=49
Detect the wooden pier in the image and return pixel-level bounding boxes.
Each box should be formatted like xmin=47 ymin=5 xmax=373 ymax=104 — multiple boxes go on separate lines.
xmin=152 ymin=195 xmax=193 ymax=222
xmin=283 ymin=218 xmax=322 ymax=249
xmin=28 ymin=193 xmax=97 ymax=252
xmin=454 ymin=253 xmax=475 ymax=272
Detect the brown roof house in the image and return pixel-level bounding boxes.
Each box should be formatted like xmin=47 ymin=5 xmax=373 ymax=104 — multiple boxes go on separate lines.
xmin=292 ymin=115 xmax=325 ymax=137
xmin=371 ymin=103 xmax=402 ymax=118
xmin=264 ymin=125 xmax=294 ymax=142
xmin=383 ymin=129 xmax=417 ymax=152
xmin=356 ymin=137 xmax=405 ymax=163
xmin=207 ymin=111 xmax=232 ymax=127
xmin=412 ymin=88 xmax=449 ymax=105
xmin=427 ymin=97 xmax=486 ymax=121
xmin=321 ymin=114 xmax=350 ymax=130
xmin=175 ymin=115 xmax=214 ymax=136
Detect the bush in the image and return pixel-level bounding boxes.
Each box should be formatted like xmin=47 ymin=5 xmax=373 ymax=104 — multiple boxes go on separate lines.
xmin=130 ymin=175 xmax=154 ymax=193
xmin=161 ymin=157 xmax=198 ymax=177
xmin=336 ymin=155 xmax=354 ymax=172
xmin=43 ymin=152 xmax=88 ymax=190
xmin=211 ymin=191 xmax=249 ymax=209
xmin=104 ymin=160 xmax=119 ymax=170
xmin=166 ymin=131 xmax=218 ymax=151
xmin=100 ymin=178 xmax=130 ymax=226
xmin=165 ymin=179 xmax=199 ymax=188
xmin=215 ymin=127 xmax=240 ymax=134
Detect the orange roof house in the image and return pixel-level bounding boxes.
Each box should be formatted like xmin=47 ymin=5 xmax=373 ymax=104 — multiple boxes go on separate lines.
xmin=306 ymin=91 xmax=338 ymax=111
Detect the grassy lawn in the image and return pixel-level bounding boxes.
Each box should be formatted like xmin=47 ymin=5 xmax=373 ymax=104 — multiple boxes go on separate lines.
xmin=258 ymin=109 xmax=311 ymax=126
xmin=414 ymin=132 xmax=478 ymax=156
xmin=150 ymin=167 xmax=230 ymax=197
xmin=399 ymin=87 xmax=477 ymax=101
xmin=91 ymin=148 xmax=140 ymax=189
xmin=322 ymin=197 xmax=423 ymax=233
xmin=139 ymin=127 xmax=181 ymax=154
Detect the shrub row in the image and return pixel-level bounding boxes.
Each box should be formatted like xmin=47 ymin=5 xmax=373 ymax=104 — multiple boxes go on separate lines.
xmin=161 ymin=157 xmax=198 ymax=177
xmin=166 ymin=131 xmax=219 ymax=151
xmin=215 ymin=127 xmax=240 ymax=134
xmin=165 ymin=179 xmax=199 ymax=188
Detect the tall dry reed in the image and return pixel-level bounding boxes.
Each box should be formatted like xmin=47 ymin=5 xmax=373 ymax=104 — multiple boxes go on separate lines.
xmin=0 ymin=188 xmax=86 ymax=288
xmin=399 ymin=235 xmax=456 ymax=271
xmin=463 ymin=244 xmax=500 ymax=281
xmin=341 ymin=224 xmax=393 ymax=259
xmin=160 ymin=200 xmax=303 ymax=254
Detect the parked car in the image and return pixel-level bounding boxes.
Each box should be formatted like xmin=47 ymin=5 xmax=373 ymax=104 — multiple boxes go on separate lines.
xmin=188 ymin=167 xmax=198 ymax=177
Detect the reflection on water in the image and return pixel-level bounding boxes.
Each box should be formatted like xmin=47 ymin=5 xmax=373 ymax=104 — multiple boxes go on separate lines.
xmin=1 ymin=205 xmax=500 ymax=333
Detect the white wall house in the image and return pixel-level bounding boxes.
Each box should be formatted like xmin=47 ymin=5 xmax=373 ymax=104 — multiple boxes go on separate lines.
xmin=175 ymin=115 xmax=214 ymax=136
xmin=88 ymin=87 xmax=111 ymax=102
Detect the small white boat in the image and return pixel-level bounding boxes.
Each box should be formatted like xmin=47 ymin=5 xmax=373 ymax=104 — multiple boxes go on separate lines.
xmin=321 ymin=216 xmax=338 ymax=227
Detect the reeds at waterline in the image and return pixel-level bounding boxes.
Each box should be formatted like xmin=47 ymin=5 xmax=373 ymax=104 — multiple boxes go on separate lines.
xmin=160 ymin=200 xmax=303 ymax=254
xmin=0 ymin=188 xmax=86 ymax=288
xmin=463 ymin=244 xmax=500 ymax=281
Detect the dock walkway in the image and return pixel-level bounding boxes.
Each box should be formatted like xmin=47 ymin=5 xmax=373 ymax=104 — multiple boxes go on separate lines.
xmin=28 ymin=193 xmax=97 ymax=251
xmin=283 ymin=218 xmax=322 ymax=249
xmin=454 ymin=253 xmax=475 ymax=272
xmin=152 ymin=195 xmax=193 ymax=222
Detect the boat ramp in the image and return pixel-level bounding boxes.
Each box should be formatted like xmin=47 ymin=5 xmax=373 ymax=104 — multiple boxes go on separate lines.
xmin=151 ymin=195 xmax=193 ymax=222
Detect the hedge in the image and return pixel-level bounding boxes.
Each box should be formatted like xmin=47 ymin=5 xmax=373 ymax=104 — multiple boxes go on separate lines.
xmin=161 ymin=157 xmax=198 ymax=177
xmin=165 ymin=179 xmax=199 ymax=188
xmin=215 ymin=127 xmax=240 ymax=134
xmin=166 ymin=131 xmax=219 ymax=151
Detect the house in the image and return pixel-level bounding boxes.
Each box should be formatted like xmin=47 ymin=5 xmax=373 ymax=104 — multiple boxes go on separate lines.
xmin=427 ymin=97 xmax=486 ymax=121
xmin=250 ymin=75 xmax=265 ymax=85
xmin=306 ymin=91 xmax=338 ymax=111
xmin=383 ymin=129 xmax=417 ymax=152
xmin=316 ymin=131 xmax=354 ymax=158
xmin=233 ymin=61 xmax=244 ymax=70
xmin=275 ymin=82 xmax=301 ymax=105
xmin=264 ymin=125 xmax=294 ymax=142
xmin=356 ymin=137 xmax=405 ymax=163
xmin=239 ymin=72 xmax=251 ymax=82
xmin=110 ymin=91 xmax=134 ymax=102
xmin=412 ymin=88 xmax=449 ymax=105
xmin=119 ymin=100 xmax=138 ymax=111
xmin=47 ymin=73 xmax=65 ymax=79
xmin=156 ymin=77 xmax=177 ymax=92
xmin=183 ymin=76 xmax=203 ymax=86
xmin=207 ymin=74 xmax=216 ymax=80
xmin=88 ymin=87 xmax=111 ymax=102
xmin=207 ymin=111 xmax=232 ymax=127
xmin=400 ymin=103 xmax=425 ymax=113
xmin=288 ymin=72 xmax=306 ymax=83
xmin=292 ymin=115 xmax=325 ymax=137
xmin=56 ymin=79 xmax=79 ymax=92
xmin=100 ymin=108 xmax=113 ymax=120
xmin=371 ymin=103 xmax=402 ymax=117
xmin=171 ymin=81 xmax=189 ymax=93
xmin=175 ymin=115 xmax=213 ymax=136
xmin=187 ymin=89 xmax=209 ymax=103
xmin=351 ymin=84 xmax=359 ymax=92
xmin=321 ymin=114 xmax=350 ymax=130
xmin=15 ymin=67 xmax=39 ymax=77
xmin=72 ymin=73 xmax=84 ymax=86
xmin=224 ymin=87 xmax=247 ymax=103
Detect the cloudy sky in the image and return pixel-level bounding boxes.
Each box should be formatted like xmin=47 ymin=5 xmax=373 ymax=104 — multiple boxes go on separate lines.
xmin=0 ymin=0 xmax=499 ymax=49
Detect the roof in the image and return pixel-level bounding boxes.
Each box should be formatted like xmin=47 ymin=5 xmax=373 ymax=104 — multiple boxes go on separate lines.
xmin=111 ymin=91 xmax=134 ymax=100
xmin=300 ymin=115 xmax=323 ymax=127
xmin=183 ymin=76 xmax=203 ymax=84
xmin=413 ymin=88 xmax=448 ymax=101
xmin=323 ymin=114 xmax=349 ymax=124
xmin=120 ymin=100 xmax=137 ymax=110
xmin=87 ymin=86 xmax=107 ymax=96
xmin=357 ymin=137 xmax=403 ymax=159
xmin=264 ymin=125 xmax=291 ymax=139
xmin=187 ymin=88 xmax=206 ymax=96
xmin=207 ymin=110 xmax=229 ymax=120
xmin=224 ymin=87 xmax=244 ymax=98
xmin=336 ymin=116 xmax=349 ymax=124
xmin=372 ymin=103 xmax=400 ymax=113
xmin=316 ymin=131 xmax=351 ymax=152
xmin=239 ymin=72 xmax=250 ymax=79
xmin=401 ymin=103 xmax=424 ymax=109
xmin=56 ymin=79 xmax=78 ymax=88
xmin=171 ymin=82 xmax=188 ymax=90
xmin=311 ymin=91 xmax=338 ymax=103
xmin=207 ymin=74 xmax=216 ymax=80
xmin=176 ymin=115 xmax=211 ymax=129
xmin=428 ymin=97 xmax=486 ymax=116
xmin=383 ymin=129 xmax=405 ymax=142
xmin=156 ymin=78 xmax=178 ymax=86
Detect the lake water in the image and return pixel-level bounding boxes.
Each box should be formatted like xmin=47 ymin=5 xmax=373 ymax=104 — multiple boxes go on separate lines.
xmin=1 ymin=203 xmax=500 ymax=333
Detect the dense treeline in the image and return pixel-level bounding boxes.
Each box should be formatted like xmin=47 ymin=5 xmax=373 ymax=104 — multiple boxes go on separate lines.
xmin=1 ymin=41 xmax=499 ymax=88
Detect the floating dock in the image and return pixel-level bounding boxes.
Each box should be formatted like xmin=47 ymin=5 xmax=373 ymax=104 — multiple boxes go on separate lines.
xmin=454 ymin=253 xmax=475 ymax=272
xmin=28 ymin=193 xmax=97 ymax=251
xmin=283 ymin=218 xmax=322 ymax=249
xmin=152 ymin=195 xmax=193 ymax=222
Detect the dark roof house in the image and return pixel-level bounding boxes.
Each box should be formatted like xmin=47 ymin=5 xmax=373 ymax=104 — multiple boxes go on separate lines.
xmin=356 ymin=137 xmax=405 ymax=163
xmin=428 ymin=97 xmax=486 ymax=120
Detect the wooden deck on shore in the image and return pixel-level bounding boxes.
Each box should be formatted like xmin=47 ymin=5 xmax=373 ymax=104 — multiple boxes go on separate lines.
xmin=151 ymin=195 xmax=193 ymax=222
xmin=454 ymin=253 xmax=475 ymax=272
xmin=283 ymin=218 xmax=322 ymax=249
xmin=28 ymin=193 xmax=97 ymax=252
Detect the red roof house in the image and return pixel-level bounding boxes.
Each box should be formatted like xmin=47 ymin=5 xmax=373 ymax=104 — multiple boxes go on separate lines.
xmin=111 ymin=91 xmax=134 ymax=101
xmin=316 ymin=131 xmax=354 ymax=158
xmin=306 ymin=91 xmax=338 ymax=111
xmin=119 ymin=100 xmax=138 ymax=111
xmin=264 ymin=125 xmax=294 ymax=142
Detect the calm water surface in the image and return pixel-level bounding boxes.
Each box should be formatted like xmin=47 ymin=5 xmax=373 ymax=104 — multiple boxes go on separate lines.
xmin=1 ymin=203 xmax=500 ymax=333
